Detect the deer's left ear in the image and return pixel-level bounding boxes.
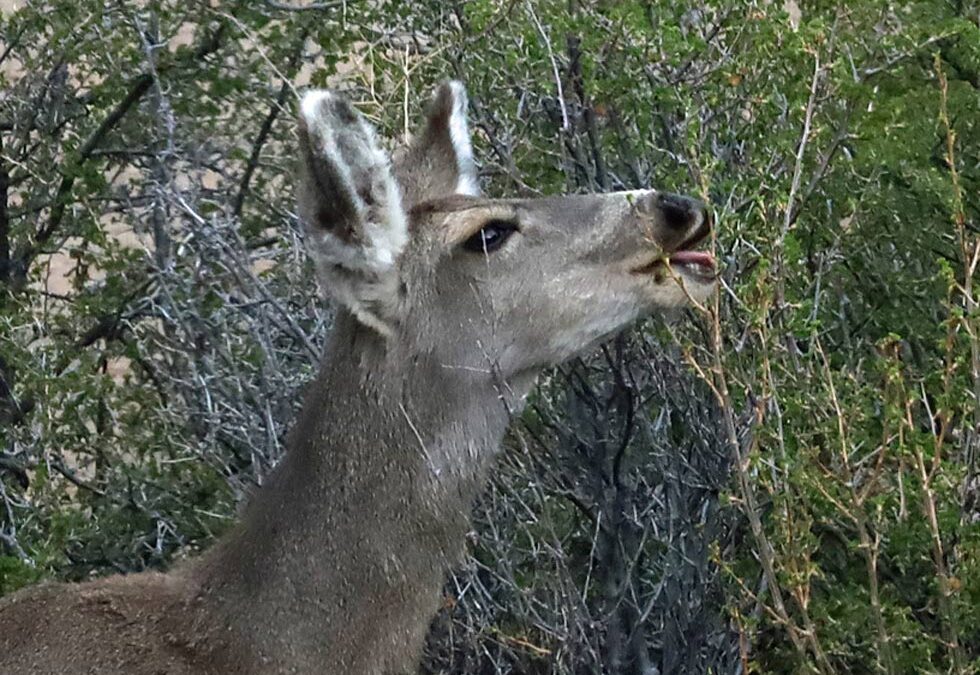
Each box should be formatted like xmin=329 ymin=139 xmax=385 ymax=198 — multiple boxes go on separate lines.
xmin=393 ymin=80 xmax=480 ymax=206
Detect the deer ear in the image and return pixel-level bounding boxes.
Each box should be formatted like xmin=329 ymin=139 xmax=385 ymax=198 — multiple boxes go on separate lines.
xmin=394 ymin=80 xmax=480 ymax=206
xmin=297 ymin=90 xmax=407 ymax=336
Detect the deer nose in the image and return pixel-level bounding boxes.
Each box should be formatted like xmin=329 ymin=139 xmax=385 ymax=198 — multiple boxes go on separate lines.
xmin=634 ymin=191 xmax=710 ymax=249
xmin=655 ymin=192 xmax=707 ymax=231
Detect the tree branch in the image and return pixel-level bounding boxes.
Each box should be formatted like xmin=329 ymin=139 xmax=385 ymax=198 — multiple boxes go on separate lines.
xmin=232 ymin=30 xmax=307 ymax=218
xmin=0 ymin=132 xmax=9 ymax=284
xmin=12 ymin=22 xmax=227 ymax=278
xmin=265 ymin=1 xmax=344 ymax=11
xmin=566 ymin=35 xmax=608 ymax=191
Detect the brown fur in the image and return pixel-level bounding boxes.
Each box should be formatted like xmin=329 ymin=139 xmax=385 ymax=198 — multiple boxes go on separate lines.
xmin=0 ymin=572 xmax=234 ymax=674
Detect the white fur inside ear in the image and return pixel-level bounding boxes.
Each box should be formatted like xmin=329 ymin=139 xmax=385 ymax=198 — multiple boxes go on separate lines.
xmin=300 ymin=90 xmax=333 ymax=128
xmin=300 ymin=89 xmax=408 ymax=274
xmin=299 ymin=89 xmax=409 ymax=335
xmin=445 ymin=81 xmax=480 ymax=196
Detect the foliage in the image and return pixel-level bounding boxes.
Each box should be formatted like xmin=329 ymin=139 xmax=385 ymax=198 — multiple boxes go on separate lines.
xmin=1 ymin=1 xmax=978 ymax=673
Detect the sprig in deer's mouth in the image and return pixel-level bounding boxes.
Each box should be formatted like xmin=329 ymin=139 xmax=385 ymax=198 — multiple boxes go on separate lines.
xmin=631 ymin=249 xmax=717 ymax=284
xmin=630 ymin=213 xmax=716 ymax=283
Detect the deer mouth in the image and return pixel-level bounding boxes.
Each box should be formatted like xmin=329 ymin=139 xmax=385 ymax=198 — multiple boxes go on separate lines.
xmin=631 ymin=217 xmax=716 ymax=281
xmin=632 ymin=242 xmax=716 ymax=281
xmin=669 ymin=250 xmax=716 ymax=281
xmin=665 ymin=218 xmax=715 ymax=281
xmin=631 ymin=252 xmax=716 ymax=282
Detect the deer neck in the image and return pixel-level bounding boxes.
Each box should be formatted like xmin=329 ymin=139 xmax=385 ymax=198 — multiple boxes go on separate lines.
xmin=190 ymin=311 xmax=530 ymax=670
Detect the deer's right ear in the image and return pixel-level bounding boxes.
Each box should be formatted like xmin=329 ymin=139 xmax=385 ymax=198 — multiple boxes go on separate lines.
xmin=297 ymin=90 xmax=408 ymax=336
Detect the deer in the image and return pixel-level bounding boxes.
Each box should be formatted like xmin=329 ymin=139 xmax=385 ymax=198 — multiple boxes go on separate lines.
xmin=0 ymin=80 xmax=716 ymax=674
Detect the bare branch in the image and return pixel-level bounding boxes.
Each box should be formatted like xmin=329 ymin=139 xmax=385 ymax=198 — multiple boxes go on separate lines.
xmin=12 ymin=21 xmax=227 ymax=276
xmin=265 ymin=0 xmax=344 ymax=11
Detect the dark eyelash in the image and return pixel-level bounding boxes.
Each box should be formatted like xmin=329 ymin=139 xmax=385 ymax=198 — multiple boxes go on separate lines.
xmin=461 ymin=220 xmax=519 ymax=253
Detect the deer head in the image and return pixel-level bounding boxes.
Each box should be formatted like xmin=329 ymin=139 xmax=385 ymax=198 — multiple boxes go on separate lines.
xmin=297 ymin=81 xmax=714 ymax=385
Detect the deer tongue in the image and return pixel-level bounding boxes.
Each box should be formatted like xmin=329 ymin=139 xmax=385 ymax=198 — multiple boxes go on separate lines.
xmin=670 ymin=251 xmax=715 ymax=269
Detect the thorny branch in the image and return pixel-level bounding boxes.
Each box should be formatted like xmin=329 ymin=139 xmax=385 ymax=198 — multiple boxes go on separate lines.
xmin=10 ymin=21 xmax=227 ymax=281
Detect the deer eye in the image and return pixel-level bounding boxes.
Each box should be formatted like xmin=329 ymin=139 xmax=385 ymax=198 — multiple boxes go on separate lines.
xmin=461 ymin=220 xmax=518 ymax=253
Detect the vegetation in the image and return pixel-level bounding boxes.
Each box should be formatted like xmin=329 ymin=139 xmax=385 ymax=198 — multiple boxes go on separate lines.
xmin=1 ymin=1 xmax=978 ymax=672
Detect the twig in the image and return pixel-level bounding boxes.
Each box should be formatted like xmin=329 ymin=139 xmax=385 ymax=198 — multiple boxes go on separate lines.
xmin=525 ymin=0 xmax=569 ymax=132
xmin=934 ymin=56 xmax=971 ymax=675
xmin=777 ymin=52 xmax=822 ymax=259
xmin=265 ymin=0 xmax=344 ymax=10
xmin=566 ymin=35 xmax=608 ymax=190
xmin=232 ymin=29 xmax=306 ymax=218
xmin=15 ymin=22 xmax=227 ymax=273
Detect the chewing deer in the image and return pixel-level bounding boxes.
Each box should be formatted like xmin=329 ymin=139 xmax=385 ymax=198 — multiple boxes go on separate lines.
xmin=0 ymin=81 xmax=715 ymax=674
